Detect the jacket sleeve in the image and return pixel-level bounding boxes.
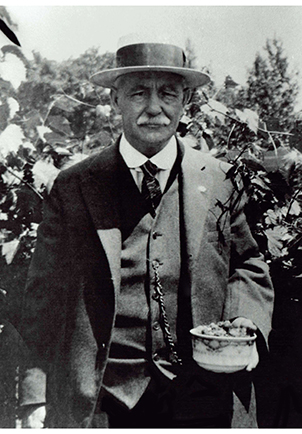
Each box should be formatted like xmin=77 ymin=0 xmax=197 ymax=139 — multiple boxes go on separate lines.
xmin=19 ymin=175 xmax=69 ymax=406
xmin=223 ymin=183 xmax=274 ymax=342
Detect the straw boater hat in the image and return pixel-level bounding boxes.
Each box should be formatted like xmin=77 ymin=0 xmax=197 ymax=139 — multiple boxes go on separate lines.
xmin=90 ymin=33 xmax=211 ymax=89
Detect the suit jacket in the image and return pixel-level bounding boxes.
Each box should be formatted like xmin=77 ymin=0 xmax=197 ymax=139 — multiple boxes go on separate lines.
xmin=19 ymin=138 xmax=274 ymax=427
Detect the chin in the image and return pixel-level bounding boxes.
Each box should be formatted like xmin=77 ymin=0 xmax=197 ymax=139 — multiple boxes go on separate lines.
xmin=143 ymin=131 xmax=171 ymax=144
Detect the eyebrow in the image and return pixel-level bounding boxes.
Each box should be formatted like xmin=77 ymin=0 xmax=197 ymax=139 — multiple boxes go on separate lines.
xmin=127 ymin=83 xmax=181 ymax=93
xmin=128 ymin=84 xmax=149 ymax=92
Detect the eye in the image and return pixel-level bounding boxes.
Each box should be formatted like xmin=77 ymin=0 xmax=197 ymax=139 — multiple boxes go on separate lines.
xmin=164 ymin=91 xmax=176 ymax=97
xmin=133 ymin=91 xmax=144 ymax=96
xmin=129 ymin=90 xmax=146 ymax=100
xmin=161 ymin=91 xmax=180 ymax=103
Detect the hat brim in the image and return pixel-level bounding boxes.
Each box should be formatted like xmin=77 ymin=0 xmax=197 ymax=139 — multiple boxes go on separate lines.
xmin=90 ymin=66 xmax=211 ymax=89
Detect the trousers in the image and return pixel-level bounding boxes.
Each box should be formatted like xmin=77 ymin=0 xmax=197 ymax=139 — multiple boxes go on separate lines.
xmin=96 ymin=361 xmax=234 ymax=428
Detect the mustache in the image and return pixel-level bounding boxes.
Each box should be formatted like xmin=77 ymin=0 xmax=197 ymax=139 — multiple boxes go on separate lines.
xmin=137 ymin=115 xmax=170 ymax=126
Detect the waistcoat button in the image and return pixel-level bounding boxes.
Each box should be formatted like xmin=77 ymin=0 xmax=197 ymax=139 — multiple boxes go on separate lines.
xmin=153 ymin=321 xmax=160 ymax=331
xmin=152 ymin=231 xmax=163 ymax=239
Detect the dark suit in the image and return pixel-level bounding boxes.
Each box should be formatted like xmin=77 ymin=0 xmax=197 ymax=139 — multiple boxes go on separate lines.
xmin=20 ymin=138 xmax=274 ymax=427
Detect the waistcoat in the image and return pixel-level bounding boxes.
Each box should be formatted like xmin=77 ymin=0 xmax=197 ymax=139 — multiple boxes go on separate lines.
xmin=102 ymin=174 xmax=181 ymax=409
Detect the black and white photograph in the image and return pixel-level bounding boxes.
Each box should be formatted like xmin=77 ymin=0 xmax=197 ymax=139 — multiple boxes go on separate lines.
xmin=0 ymin=2 xmax=301 ymax=428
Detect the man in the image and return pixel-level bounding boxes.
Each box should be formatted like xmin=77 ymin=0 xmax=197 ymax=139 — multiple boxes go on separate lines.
xmin=19 ymin=35 xmax=274 ymax=428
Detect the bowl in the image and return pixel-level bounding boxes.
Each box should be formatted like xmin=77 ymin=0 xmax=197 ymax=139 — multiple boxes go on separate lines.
xmin=190 ymin=325 xmax=257 ymax=373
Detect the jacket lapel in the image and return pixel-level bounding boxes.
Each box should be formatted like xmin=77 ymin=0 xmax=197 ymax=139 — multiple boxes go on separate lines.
xmin=80 ymin=142 xmax=122 ymax=296
xmin=96 ymin=228 xmax=122 ymax=297
xmin=181 ymin=145 xmax=214 ymax=272
xmin=79 ymin=139 xmax=214 ymax=297
xmin=80 ymin=142 xmax=121 ymax=230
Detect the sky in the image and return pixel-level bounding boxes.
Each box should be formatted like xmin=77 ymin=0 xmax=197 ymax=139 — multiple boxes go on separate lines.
xmin=3 ymin=3 xmax=302 ymax=105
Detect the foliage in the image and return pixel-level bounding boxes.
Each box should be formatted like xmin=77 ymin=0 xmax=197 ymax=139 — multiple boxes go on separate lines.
xmin=0 ymin=43 xmax=122 ymax=273
xmin=0 ymin=7 xmax=299 ymax=424
xmin=0 ymin=33 xmax=302 ymax=308
xmin=181 ymin=38 xmax=302 ymax=284
xmin=183 ymin=86 xmax=302 ymax=272
xmin=240 ymin=38 xmax=299 ymax=137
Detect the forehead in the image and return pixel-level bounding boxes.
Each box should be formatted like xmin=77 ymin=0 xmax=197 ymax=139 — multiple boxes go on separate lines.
xmin=115 ymin=71 xmax=185 ymax=90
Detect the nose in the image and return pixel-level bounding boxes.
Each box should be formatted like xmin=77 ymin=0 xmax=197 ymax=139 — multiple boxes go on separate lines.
xmin=145 ymin=91 xmax=162 ymax=116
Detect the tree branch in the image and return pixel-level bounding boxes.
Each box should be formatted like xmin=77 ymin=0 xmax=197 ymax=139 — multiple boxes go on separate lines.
xmin=206 ymin=102 xmax=294 ymax=137
xmin=59 ymin=90 xmax=96 ymax=108
xmin=4 ymin=165 xmax=43 ymax=200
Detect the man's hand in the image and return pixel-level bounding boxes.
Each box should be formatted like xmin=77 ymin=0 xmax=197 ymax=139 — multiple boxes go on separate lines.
xmin=231 ymin=317 xmax=259 ymax=371
xmin=22 ymin=405 xmax=46 ymax=428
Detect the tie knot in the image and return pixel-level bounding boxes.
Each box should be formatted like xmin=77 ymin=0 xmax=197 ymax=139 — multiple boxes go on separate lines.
xmin=141 ymin=160 xmax=159 ymax=177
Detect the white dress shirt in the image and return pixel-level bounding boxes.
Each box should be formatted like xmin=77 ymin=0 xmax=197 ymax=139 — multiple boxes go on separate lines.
xmin=119 ymin=134 xmax=177 ymax=193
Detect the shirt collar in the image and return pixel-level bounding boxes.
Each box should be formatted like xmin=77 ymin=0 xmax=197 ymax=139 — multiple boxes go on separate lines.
xmin=119 ymin=134 xmax=177 ymax=171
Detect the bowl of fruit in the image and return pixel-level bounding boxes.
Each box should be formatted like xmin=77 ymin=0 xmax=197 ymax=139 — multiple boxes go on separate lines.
xmin=190 ymin=321 xmax=257 ymax=373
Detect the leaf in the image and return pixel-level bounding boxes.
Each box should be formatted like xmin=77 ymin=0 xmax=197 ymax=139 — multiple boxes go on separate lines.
xmin=0 ymin=124 xmax=24 ymax=157
xmin=22 ymin=141 xmax=36 ymax=151
xmin=53 ymin=147 xmax=72 ymax=156
xmin=46 ymin=115 xmax=72 ymax=136
xmin=207 ymin=99 xmax=229 ymax=115
xmin=265 ymin=226 xmax=289 ymax=258
xmin=44 ymin=131 xmax=68 ymax=146
xmin=289 ymin=200 xmax=301 ymax=216
xmin=1 ymin=45 xmax=28 ymax=65
xmin=102 ymin=88 xmax=111 ymax=96
xmin=289 ymin=120 xmax=302 ymax=152
xmin=224 ymin=75 xmax=239 ymax=89
xmin=203 ymin=128 xmax=213 ymax=136
xmin=29 ymin=222 xmax=38 ymax=237
xmin=32 ymin=160 xmax=60 ymax=193
xmin=225 ymin=165 xmax=237 ymax=180
xmin=95 ymin=104 xmax=111 ymax=118
xmin=235 ymin=109 xmax=259 ymax=134
xmin=0 ymin=52 xmax=26 ymax=89
xmin=179 ymin=115 xmax=192 ymax=125
xmin=90 ymin=130 xmax=112 ymax=148
xmin=23 ymin=110 xmax=43 ymax=131
xmin=265 ymin=208 xmax=283 ymax=226
xmin=7 ymin=97 xmax=19 ymax=119
xmin=245 ymin=109 xmax=259 ymax=134
xmin=60 ymin=153 xmax=89 ymax=170
xmin=258 ymin=120 xmax=269 ymax=139
xmin=265 ymin=117 xmax=281 ymax=132
xmin=36 ymin=125 xmax=52 ymax=142
xmin=53 ymin=95 xmax=80 ymax=113
xmin=1 ymin=171 xmax=20 ymax=186
xmin=241 ymin=156 xmax=266 ymax=172
xmin=200 ymin=101 xmax=227 ymax=123
xmin=2 ymin=238 xmax=19 ymax=264
xmin=282 ymin=149 xmax=302 ymax=169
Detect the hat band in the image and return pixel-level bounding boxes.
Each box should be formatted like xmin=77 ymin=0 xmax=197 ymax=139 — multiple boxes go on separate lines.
xmin=116 ymin=43 xmax=186 ymax=68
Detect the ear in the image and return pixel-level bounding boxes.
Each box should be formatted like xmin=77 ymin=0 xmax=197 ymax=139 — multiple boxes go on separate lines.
xmin=110 ymin=88 xmax=121 ymax=114
xmin=182 ymin=88 xmax=192 ymax=106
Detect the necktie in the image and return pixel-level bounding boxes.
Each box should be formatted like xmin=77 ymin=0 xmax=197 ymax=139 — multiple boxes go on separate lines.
xmin=141 ymin=160 xmax=162 ymax=217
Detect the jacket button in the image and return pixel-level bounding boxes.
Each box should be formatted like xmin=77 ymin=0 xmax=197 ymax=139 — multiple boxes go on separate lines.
xmin=153 ymin=321 xmax=160 ymax=331
xmin=101 ymin=343 xmax=106 ymax=348
xmin=152 ymin=232 xmax=162 ymax=239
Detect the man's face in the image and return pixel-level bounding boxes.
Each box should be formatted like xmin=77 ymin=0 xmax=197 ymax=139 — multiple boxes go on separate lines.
xmin=111 ymin=71 xmax=188 ymax=156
